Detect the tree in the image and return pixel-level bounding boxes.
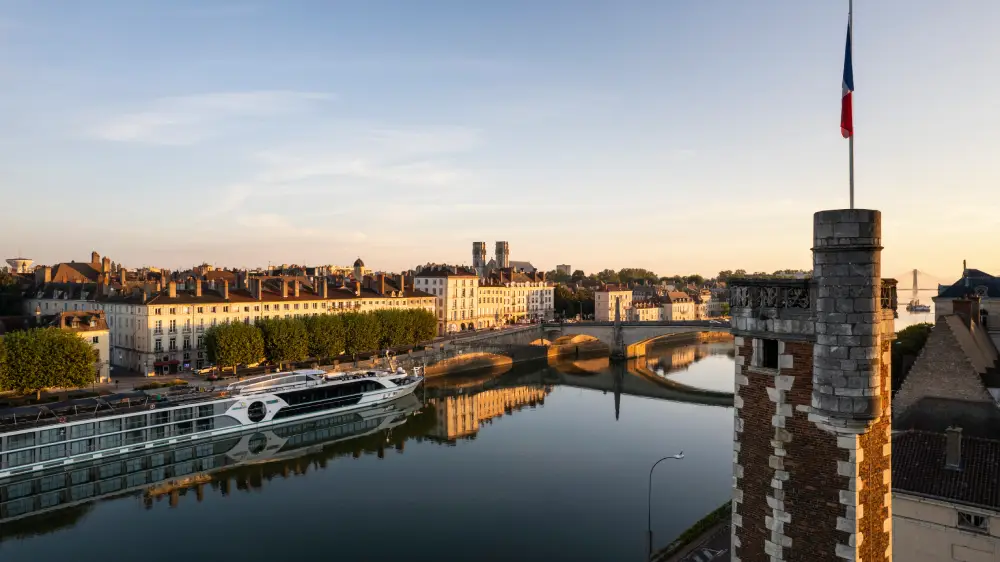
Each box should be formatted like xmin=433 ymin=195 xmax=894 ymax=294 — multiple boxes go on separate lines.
xmin=595 ymin=269 xmax=620 ymax=284
xmin=618 ymin=268 xmax=658 ymax=284
xmin=571 ymin=270 xmax=586 ymax=282
xmin=0 ymin=328 xmax=96 ymax=399
xmin=378 ymin=310 xmax=411 ymax=349
xmin=205 ymin=322 xmax=264 ymax=372
xmin=546 ymin=270 xmax=571 ymax=283
xmin=0 ymin=269 xmax=23 ymax=315
xmin=717 ymin=270 xmax=734 ymax=282
xmin=258 ymin=318 xmax=309 ymax=368
xmin=343 ymin=312 xmax=381 ymax=355
xmin=686 ymin=274 xmax=705 ymax=286
xmin=410 ymin=309 xmax=437 ymax=343
xmin=303 ymin=314 xmax=345 ymax=360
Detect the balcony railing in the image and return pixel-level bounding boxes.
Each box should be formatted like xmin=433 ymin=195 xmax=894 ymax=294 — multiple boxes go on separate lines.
xmin=153 ymin=329 xmax=163 ymax=335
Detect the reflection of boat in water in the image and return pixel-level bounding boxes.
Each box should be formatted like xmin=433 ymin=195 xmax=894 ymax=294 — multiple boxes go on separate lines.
xmin=0 ymin=394 xmax=421 ymax=526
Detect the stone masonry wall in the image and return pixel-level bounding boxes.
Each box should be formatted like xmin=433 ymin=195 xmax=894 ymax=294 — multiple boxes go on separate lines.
xmin=856 ymin=332 xmax=892 ymax=562
xmin=892 ymin=315 xmax=993 ymax=419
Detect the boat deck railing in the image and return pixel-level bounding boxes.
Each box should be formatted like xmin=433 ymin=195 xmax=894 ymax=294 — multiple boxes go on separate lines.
xmin=0 ymin=390 xmax=230 ymax=434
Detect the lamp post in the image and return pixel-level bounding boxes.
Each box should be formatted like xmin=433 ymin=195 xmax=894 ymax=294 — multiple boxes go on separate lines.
xmin=647 ymin=451 xmax=685 ymax=560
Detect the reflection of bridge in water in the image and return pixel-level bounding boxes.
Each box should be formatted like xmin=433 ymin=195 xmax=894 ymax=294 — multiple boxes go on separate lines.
xmin=424 ymin=344 xmax=736 ymax=411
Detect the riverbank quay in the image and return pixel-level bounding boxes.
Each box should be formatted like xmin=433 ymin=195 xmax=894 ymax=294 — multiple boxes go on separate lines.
xmin=651 ymin=501 xmax=731 ymax=562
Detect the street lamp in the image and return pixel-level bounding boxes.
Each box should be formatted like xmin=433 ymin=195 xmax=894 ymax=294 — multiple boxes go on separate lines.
xmin=647 ymin=451 xmax=685 ymax=559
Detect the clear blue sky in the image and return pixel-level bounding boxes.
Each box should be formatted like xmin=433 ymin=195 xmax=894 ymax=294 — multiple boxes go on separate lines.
xmin=1 ymin=0 xmax=996 ymax=282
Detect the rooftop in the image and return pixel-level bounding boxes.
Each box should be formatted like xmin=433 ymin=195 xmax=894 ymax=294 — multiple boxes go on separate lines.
xmin=893 ymin=430 xmax=1000 ymax=511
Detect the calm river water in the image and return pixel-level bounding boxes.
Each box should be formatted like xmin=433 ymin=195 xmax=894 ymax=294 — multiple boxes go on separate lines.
xmin=0 ymin=338 xmax=736 ymax=561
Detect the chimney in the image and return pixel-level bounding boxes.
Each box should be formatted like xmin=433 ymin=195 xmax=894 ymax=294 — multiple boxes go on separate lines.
xmin=195 ymin=279 xmax=203 ymax=297
xmin=354 ymin=280 xmax=361 ymax=297
xmin=378 ymin=274 xmax=385 ymax=296
xmin=222 ymin=280 xmax=229 ymax=300
xmin=168 ymin=281 xmax=177 ymax=298
xmin=36 ymin=266 xmax=52 ymax=285
xmin=256 ymin=278 xmax=264 ymax=300
xmin=319 ymin=278 xmax=328 ymax=299
xmin=953 ymin=298 xmax=975 ymax=330
xmin=101 ymin=256 xmax=111 ymax=274
xmin=293 ymin=280 xmax=300 ymax=298
xmin=282 ymin=279 xmax=289 ymax=298
xmin=91 ymin=251 xmax=100 ymax=265
xmin=945 ymin=426 xmax=963 ymax=470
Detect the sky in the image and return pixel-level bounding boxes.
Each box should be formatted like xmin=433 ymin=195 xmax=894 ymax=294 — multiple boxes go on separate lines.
xmin=1 ymin=0 xmax=997 ymax=283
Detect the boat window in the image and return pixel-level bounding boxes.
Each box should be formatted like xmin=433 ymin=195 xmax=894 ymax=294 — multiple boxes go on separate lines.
xmin=175 ymin=447 xmax=194 ymax=462
xmin=149 ymin=453 xmax=166 ymax=467
xmin=98 ymin=434 xmax=122 ymax=450
xmin=99 ymin=419 xmax=122 ymax=434
xmin=70 ymin=439 xmax=94 ymax=455
xmin=175 ymin=422 xmax=194 ymax=436
xmin=196 ymin=418 xmax=214 ymax=432
xmin=39 ymin=428 xmax=66 ymax=444
xmin=38 ymin=444 xmax=66 ymax=462
xmin=125 ymin=416 xmax=147 ymax=430
xmin=8 ymin=432 xmax=36 ymax=450
xmin=173 ymin=408 xmax=193 ymax=422
xmin=4 ymin=449 xmax=35 ymax=468
xmin=196 ymin=444 xmax=214 ymax=457
xmin=151 ymin=412 xmax=169 ymax=426
xmin=125 ymin=457 xmax=144 ymax=472
xmin=198 ymin=405 xmax=215 ymax=418
xmin=70 ymin=423 xmax=95 ymax=440
xmin=125 ymin=430 xmax=146 ymax=445
xmin=149 ymin=426 xmax=167 ymax=441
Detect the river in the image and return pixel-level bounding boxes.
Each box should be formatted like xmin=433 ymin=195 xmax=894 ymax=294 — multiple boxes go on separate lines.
xmin=0 ymin=337 xmax=736 ymax=562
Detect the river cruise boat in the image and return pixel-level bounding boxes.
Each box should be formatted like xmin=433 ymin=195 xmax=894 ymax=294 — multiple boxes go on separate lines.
xmin=0 ymin=393 xmax=422 ymax=524
xmin=0 ymin=367 xmax=424 ymax=480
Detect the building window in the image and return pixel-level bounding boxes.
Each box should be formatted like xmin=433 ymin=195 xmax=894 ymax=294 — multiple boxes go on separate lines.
xmin=223 ymin=306 xmax=229 ymax=313
xmin=169 ymin=338 xmax=177 ymax=351
xmin=958 ymin=511 xmax=989 ymax=533
xmin=753 ymin=338 xmax=779 ymax=369
xmin=211 ymin=307 xmax=217 ymax=313
xmin=169 ymin=308 xmax=176 ymax=315
xmin=168 ymin=319 xmax=176 ymax=333
xmin=197 ymin=336 xmax=204 ymax=348
xmin=183 ymin=337 xmax=190 ymax=350
xmin=92 ymin=336 xmax=99 ymax=343
xmin=154 ymin=308 xmax=161 ymax=315
xmin=154 ymin=339 xmax=163 ymax=352
xmin=197 ymin=307 xmax=203 ymax=313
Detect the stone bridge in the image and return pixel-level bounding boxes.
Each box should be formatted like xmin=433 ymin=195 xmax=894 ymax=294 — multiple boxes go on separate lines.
xmin=538 ymin=321 xmax=730 ymax=358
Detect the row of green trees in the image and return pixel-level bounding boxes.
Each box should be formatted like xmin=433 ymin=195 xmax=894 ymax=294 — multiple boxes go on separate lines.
xmin=0 ymin=328 xmax=98 ymax=398
xmin=205 ymin=309 xmax=437 ymax=371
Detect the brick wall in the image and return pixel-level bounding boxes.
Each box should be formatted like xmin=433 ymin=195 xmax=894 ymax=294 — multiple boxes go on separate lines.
xmin=781 ymin=341 xmax=849 ymax=562
xmin=734 ymin=337 xmax=771 ymax=561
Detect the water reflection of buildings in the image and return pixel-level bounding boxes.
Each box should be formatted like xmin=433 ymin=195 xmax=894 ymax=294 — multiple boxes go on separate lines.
xmin=647 ymin=337 xmax=734 ymax=375
xmin=428 ymin=386 xmax=552 ymax=441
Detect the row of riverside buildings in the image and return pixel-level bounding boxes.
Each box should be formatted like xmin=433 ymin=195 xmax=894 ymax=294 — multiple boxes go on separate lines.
xmin=8 ymin=252 xmax=554 ymax=378
xmin=593 ymin=284 xmax=724 ymax=322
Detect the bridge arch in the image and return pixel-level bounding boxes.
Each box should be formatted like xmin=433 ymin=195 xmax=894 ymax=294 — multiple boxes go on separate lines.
xmin=626 ymin=330 xmax=732 ymax=359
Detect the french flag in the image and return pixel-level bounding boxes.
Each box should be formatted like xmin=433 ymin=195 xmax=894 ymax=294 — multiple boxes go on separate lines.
xmin=841 ymin=20 xmax=854 ymax=138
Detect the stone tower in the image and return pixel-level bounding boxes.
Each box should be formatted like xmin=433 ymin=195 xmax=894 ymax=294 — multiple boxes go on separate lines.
xmin=473 ymin=242 xmax=487 ymax=276
xmin=730 ymin=209 xmax=895 ymax=562
xmin=495 ymin=241 xmax=510 ymax=269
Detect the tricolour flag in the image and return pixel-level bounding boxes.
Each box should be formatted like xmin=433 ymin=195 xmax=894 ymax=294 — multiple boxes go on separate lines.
xmin=841 ymin=20 xmax=854 ymax=138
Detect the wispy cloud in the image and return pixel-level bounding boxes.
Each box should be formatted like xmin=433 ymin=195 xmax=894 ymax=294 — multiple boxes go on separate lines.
xmin=90 ymin=91 xmax=333 ymax=145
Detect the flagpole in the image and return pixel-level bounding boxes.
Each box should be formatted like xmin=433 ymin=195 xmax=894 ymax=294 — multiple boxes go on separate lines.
xmin=848 ymin=0 xmax=854 ymax=209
